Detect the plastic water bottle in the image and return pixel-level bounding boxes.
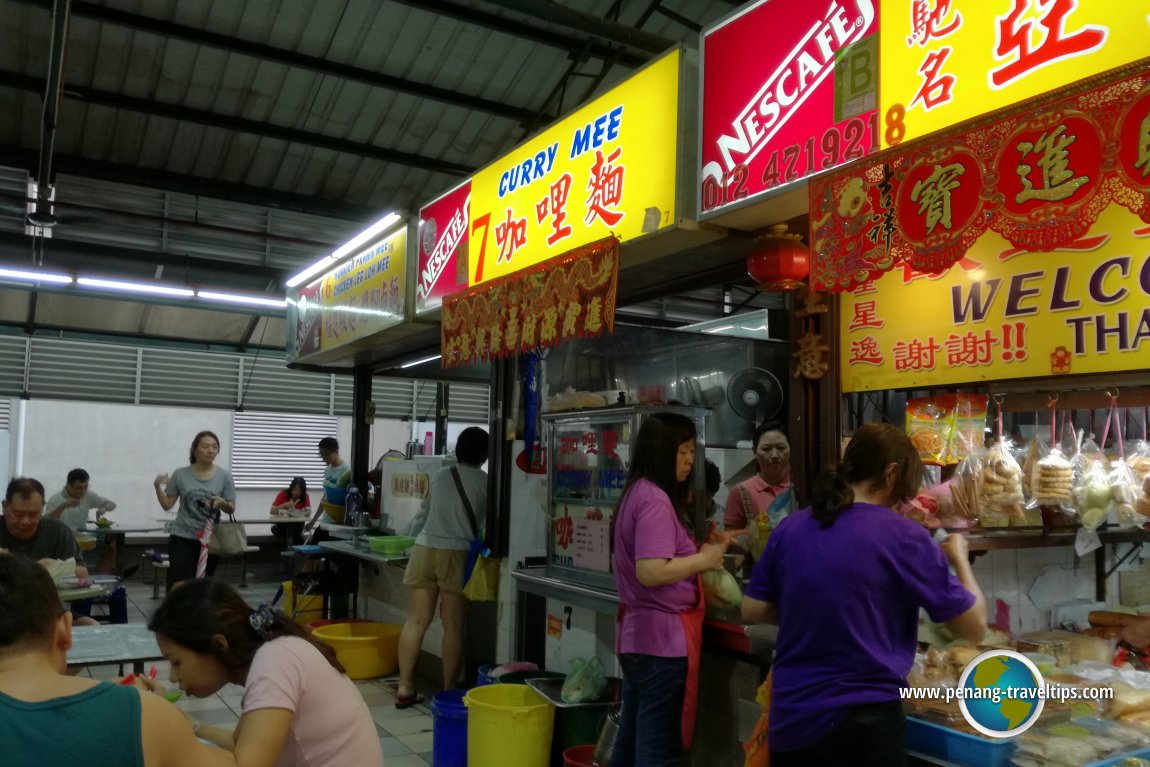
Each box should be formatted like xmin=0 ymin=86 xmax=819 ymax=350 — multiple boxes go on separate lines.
xmin=344 ymin=484 xmax=362 ymax=527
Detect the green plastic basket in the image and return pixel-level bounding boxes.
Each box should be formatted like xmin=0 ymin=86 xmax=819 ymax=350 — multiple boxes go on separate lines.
xmin=367 ymin=535 xmax=416 ymax=555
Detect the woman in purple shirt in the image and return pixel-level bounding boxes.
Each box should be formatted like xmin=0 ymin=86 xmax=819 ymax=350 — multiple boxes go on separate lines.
xmin=741 ymin=423 xmax=987 ymax=767
xmin=612 ymin=413 xmax=727 ymax=767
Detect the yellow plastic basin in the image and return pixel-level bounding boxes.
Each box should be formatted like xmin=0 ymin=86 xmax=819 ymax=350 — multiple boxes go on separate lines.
xmin=311 ymin=621 xmax=401 ymax=679
xmin=75 ymin=532 xmax=98 ymax=551
xmin=319 ymin=500 xmax=345 ymax=525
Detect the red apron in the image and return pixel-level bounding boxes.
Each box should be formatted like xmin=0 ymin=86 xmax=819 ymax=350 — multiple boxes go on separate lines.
xmin=679 ymin=574 xmax=705 ymax=749
xmin=616 ymin=574 xmax=706 ymax=751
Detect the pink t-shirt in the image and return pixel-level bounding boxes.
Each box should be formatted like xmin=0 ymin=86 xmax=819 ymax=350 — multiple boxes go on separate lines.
xmin=612 ymin=478 xmax=699 ymax=657
xmin=242 ymin=636 xmax=383 ymax=767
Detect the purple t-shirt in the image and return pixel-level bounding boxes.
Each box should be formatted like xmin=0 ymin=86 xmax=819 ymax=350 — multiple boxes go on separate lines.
xmin=745 ymin=503 xmax=975 ymax=752
xmin=613 ymin=478 xmax=699 ymax=657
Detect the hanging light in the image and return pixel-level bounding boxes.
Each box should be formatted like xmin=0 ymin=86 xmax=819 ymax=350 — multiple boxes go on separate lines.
xmin=746 ymin=223 xmax=809 ymax=292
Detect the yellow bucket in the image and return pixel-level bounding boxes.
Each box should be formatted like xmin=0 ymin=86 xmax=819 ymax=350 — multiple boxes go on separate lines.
xmin=282 ymin=580 xmax=323 ymax=624
xmin=74 ymin=532 xmax=98 ymax=551
xmin=465 ymin=684 xmax=554 ymax=767
xmin=311 ymin=621 xmax=401 ymax=679
xmin=319 ymin=500 xmax=345 ymax=525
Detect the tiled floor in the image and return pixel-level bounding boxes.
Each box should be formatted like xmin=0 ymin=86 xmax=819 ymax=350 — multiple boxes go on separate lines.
xmin=77 ymin=570 xmax=436 ymax=766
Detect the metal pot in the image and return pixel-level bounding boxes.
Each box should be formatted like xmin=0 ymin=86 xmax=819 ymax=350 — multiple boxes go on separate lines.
xmin=593 ymin=706 xmax=621 ymax=766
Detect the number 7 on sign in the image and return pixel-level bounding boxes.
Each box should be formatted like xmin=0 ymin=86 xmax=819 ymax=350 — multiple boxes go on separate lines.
xmin=471 ymin=212 xmax=491 ymax=283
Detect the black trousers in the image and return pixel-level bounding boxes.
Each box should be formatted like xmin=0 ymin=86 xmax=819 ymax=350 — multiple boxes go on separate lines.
xmin=771 ymin=701 xmax=907 ymax=767
xmin=167 ymin=534 xmax=218 ymax=585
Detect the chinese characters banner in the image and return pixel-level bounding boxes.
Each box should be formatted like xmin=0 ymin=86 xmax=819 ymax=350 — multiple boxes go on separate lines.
xmin=840 ymin=194 xmax=1150 ymax=392
xmin=440 ymin=237 xmax=619 ymax=369
xmin=810 ymin=70 xmax=1150 ymax=292
xmin=416 ymin=180 xmax=470 ymax=315
xmin=879 ymin=0 xmax=1146 ymax=149
xmin=468 ymin=49 xmax=678 ymax=286
xmin=698 ymin=0 xmax=879 ymax=219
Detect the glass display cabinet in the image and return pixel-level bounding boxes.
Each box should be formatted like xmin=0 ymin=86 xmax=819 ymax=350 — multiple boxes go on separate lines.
xmin=542 ymin=404 xmax=709 ymax=591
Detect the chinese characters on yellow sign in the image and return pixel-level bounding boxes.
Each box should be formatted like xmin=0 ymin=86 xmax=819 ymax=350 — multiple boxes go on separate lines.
xmin=840 ymin=204 xmax=1150 ymax=392
xmin=880 ymin=0 xmax=1146 ymax=148
xmin=468 ymin=50 xmax=680 ymax=285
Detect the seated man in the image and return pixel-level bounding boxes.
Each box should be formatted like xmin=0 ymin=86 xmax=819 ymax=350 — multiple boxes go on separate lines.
xmin=0 ymin=553 xmax=235 ymax=767
xmin=2 ymin=477 xmax=96 ymax=625
xmin=46 ymin=468 xmax=119 ymax=573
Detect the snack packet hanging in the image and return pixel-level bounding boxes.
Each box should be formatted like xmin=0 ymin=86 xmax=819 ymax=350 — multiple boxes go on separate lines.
xmin=951 ymin=394 xmax=989 ymax=464
xmin=1030 ymin=447 xmax=1075 ymax=513
xmin=1130 ymin=440 xmax=1150 ymax=518
xmin=906 ymin=395 xmax=956 ymax=467
xmin=979 ymin=439 xmax=1026 ymax=526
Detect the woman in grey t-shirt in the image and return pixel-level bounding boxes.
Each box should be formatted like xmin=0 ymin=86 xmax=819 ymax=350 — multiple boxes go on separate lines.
xmin=153 ymin=430 xmax=236 ymax=585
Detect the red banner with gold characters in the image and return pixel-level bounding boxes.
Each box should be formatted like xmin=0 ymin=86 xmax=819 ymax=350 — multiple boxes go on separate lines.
xmin=440 ymin=237 xmax=619 ymax=369
xmin=810 ymin=68 xmax=1150 ymax=292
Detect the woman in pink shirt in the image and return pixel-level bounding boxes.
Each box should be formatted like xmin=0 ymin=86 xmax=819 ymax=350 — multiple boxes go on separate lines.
xmin=724 ymin=421 xmax=793 ymax=567
xmin=612 ymin=413 xmax=727 ymax=767
xmin=141 ymin=579 xmax=383 ymax=767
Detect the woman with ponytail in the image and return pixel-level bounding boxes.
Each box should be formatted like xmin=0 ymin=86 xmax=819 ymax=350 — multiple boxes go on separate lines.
xmin=141 ymin=579 xmax=383 ymax=767
xmin=741 ymin=423 xmax=987 ymax=767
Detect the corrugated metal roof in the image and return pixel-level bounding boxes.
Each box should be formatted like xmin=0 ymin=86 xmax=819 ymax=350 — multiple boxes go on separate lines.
xmin=0 ymin=0 xmax=737 ymax=350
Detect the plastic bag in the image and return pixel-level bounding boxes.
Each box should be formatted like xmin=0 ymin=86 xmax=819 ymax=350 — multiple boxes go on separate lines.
xmin=906 ymin=395 xmax=956 ymax=466
xmin=952 ymin=394 xmax=989 ymax=464
xmin=1111 ymin=460 xmax=1141 ymax=528
xmin=979 ymin=439 xmax=1026 ymax=525
xmin=702 ymin=568 xmax=743 ymax=610
xmin=561 ymin=656 xmax=607 ymax=703
xmin=1031 ymin=447 xmax=1075 ymax=512
xmin=1075 ymin=457 xmax=1112 ymax=531
xmin=950 ymin=449 xmax=984 ymax=524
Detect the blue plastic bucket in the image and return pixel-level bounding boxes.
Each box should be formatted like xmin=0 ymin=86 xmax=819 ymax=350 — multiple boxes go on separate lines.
xmin=476 ymin=663 xmax=498 ymax=686
xmin=432 ymin=689 xmax=468 ymax=767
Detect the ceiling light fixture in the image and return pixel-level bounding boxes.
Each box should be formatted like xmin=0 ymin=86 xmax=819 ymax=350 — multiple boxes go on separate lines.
xmin=76 ymin=277 xmax=195 ymax=297
xmin=400 ymin=354 xmax=442 ymax=369
xmin=286 ymin=211 xmax=401 ymax=288
xmin=0 ymin=266 xmax=73 ymax=284
xmin=197 ymin=290 xmax=286 ymax=309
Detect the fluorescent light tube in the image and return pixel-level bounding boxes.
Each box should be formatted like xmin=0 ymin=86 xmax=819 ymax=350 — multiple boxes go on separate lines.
xmin=401 ymin=354 xmax=442 ymax=369
xmin=197 ymin=291 xmax=286 ymax=308
xmin=0 ymin=267 xmax=73 ymax=284
xmin=286 ymin=211 xmax=400 ymax=288
xmin=77 ymin=277 xmax=195 ymax=297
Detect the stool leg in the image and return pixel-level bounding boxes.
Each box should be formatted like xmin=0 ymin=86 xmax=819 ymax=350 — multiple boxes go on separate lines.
xmin=240 ymin=553 xmax=249 ymax=588
xmin=152 ymin=565 xmax=160 ymax=600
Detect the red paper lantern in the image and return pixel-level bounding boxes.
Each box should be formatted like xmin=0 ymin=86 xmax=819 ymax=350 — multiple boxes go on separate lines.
xmin=746 ymin=224 xmax=809 ymax=292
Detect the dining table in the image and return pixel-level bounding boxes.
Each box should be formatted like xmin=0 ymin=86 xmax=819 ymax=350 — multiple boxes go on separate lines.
xmin=67 ymin=623 xmax=165 ymax=675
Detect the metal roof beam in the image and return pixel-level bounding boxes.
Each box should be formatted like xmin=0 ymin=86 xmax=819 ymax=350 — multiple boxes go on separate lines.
xmin=0 ymin=71 xmax=476 ymax=176
xmin=0 ymin=231 xmax=291 ymax=284
xmin=0 ymin=147 xmax=377 ymax=221
xmin=390 ymin=0 xmax=649 ymax=68
xmin=8 ymin=0 xmax=545 ymax=124
xmin=479 ymin=0 xmax=674 ymax=54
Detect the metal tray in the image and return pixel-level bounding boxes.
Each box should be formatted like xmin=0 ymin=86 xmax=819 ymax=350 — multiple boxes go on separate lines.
xmin=526 ymin=676 xmax=622 ymax=708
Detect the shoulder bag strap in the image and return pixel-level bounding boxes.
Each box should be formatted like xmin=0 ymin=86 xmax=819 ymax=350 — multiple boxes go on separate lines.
xmin=451 ymin=467 xmax=480 ymax=539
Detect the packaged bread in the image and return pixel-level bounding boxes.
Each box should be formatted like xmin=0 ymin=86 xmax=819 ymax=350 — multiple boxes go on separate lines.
xmin=1019 ymin=630 xmax=1115 ymax=663
xmin=1111 ymin=459 xmax=1141 ymax=528
xmin=1032 ymin=447 xmax=1075 ymax=510
xmin=1112 ymin=689 xmax=1150 ymax=718
xmin=1075 ymin=458 xmax=1112 ymax=531
xmin=950 ymin=451 xmax=983 ymax=522
xmin=1130 ymin=441 xmax=1150 ymax=518
xmin=979 ymin=439 xmax=1026 ymax=524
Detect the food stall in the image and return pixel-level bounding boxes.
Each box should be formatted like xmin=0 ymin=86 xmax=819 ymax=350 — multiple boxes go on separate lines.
xmin=796 ymin=10 xmax=1150 ymax=762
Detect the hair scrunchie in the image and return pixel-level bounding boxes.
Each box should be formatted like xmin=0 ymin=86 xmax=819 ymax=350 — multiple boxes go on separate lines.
xmin=248 ymin=603 xmax=275 ymax=639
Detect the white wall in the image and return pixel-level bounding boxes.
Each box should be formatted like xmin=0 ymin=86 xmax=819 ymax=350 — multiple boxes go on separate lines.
xmin=13 ymin=399 xmax=364 ymax=532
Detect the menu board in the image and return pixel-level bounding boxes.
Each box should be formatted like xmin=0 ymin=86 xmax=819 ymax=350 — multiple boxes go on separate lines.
xmin=571 ymin=518 xmax=611 ymax=573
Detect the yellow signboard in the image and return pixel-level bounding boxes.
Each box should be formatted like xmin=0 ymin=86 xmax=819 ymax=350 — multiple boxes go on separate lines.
xmin=840 ymin=204 xmax=1150 ymax=392
xmin=288 ymin=226 xmax=407 ymax=360
xmin=879 ymin=0 xmax=1147 ymax=148
xmin=468 ymin=49 xmax=680 ymax=285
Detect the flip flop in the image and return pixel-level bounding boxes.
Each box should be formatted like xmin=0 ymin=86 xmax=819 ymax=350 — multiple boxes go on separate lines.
xmin=395 ymin=691 xmax=425 ymax=709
